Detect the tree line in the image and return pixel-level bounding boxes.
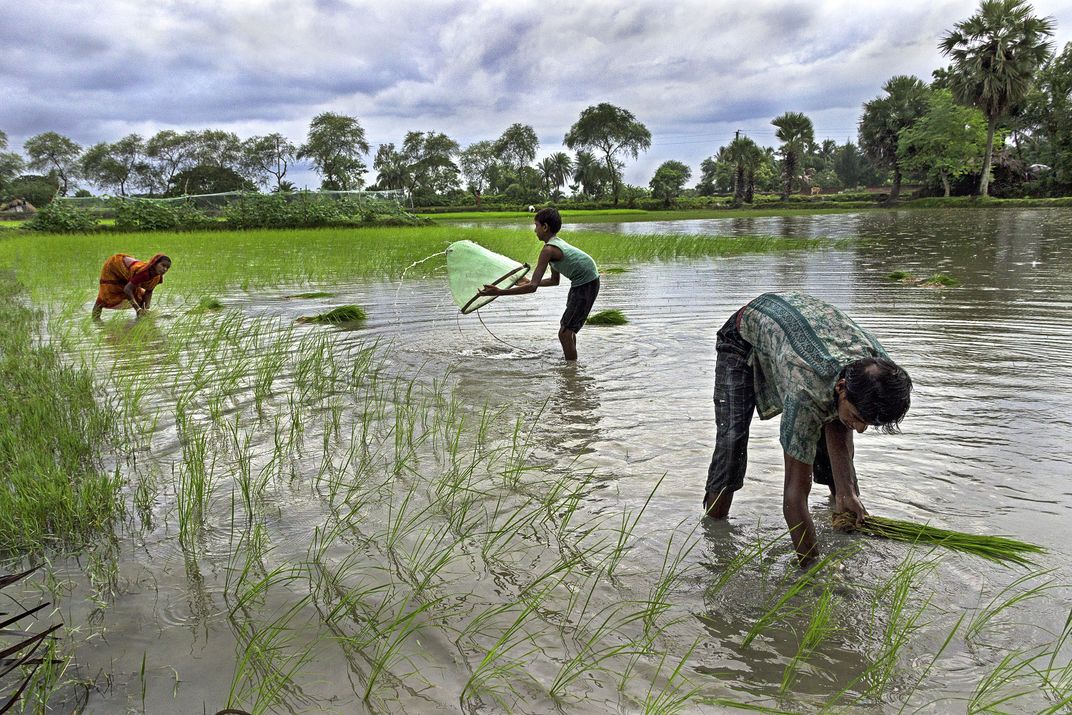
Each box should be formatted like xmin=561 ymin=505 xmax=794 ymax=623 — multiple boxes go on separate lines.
xmin=1 ymin=0 xmax=1066 ymax=210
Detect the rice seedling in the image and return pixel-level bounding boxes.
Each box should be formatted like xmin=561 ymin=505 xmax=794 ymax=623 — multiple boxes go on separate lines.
xmin=741 ymin=546 xmax=854 ymax=649
xmin=638 ymin=639 xmax=702 ymax=715
xmin=602 ymin=266 xmax=629 ymax=274
xmin=296 ymin=304 xmax=367 ymax=325
xmin=840 ymin=514 xmax=1044 ymax=566
xmin=778 ymin=584 xmax=837 ymax=693
xmin=586 ymin=309 xmax=629 ymax=326
xmin=886 ymin=270 xmax=913 ymax=281
xmin=965 ymin=570 xmax=1061 ymax=644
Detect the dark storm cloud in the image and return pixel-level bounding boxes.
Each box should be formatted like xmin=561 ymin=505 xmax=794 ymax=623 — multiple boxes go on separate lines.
xmin=2 ymin=0 xmax=1071 ymax=185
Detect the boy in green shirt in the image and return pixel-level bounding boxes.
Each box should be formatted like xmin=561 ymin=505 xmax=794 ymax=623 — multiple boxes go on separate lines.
xmin=478 ymin=208 xmax=599 ymax=361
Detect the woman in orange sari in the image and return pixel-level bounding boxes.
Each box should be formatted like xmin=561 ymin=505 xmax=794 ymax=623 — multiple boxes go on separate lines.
xmin=92 ymin=253 xmax=172 ymax=320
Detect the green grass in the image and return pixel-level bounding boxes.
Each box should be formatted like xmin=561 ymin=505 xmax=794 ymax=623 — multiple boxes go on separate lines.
xmin=886 ymin=270 xmax=913 ymax=281
xmin=586 ymin=309 xmax=628 ymax=326
xmin=296 ymin=305 xmax=368 ymax=324
xmin=0 ymin=276 xmax=121 ymax=554
xmin=0 ymin=224 xmax=831 ymax=302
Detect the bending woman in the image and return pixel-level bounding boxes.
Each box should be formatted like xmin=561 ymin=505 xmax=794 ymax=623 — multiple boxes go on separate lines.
xmin=92 ymin=253 xmax=172 ymax=320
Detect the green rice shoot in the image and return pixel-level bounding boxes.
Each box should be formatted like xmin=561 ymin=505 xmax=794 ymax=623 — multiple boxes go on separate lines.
xmin=886 ymin=270 xmax=913 ymax=281
xmin=586 ymin=309 xmax=628 ymax=326
xmin=297 ymin=305 xmax=367 ymax=324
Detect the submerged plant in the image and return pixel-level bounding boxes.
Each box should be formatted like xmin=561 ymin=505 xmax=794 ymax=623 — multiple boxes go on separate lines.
xmin=285 ymin=291 xmax=336 ymax=299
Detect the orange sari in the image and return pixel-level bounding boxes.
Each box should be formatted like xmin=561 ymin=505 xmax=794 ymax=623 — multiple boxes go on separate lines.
xmin=95 ymin=253 xmax=166 ymax=309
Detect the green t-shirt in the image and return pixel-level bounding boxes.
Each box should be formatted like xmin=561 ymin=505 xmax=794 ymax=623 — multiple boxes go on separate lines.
xmin=547 ymin=237 xmax=599 ymax=286
xmin=738 ymin=292 xmax=888 ymax=464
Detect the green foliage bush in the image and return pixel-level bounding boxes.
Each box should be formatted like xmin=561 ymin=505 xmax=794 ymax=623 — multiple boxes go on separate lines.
xmin=222 ymin=192 xmax=422 ymax=229
xmin=114 ymin=197 xmax=213 ymax=231
xmin=25 ymin=200 xmax=98 ymax=232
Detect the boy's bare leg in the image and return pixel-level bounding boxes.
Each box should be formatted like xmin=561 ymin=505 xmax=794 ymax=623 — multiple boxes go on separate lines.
xmin=703 ymin=489 xmax=734 ymax=518
xmin=558 ymin=328 xmax=578 ymax=361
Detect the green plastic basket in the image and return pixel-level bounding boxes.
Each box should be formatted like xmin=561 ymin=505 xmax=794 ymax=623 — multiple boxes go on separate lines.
xmin=446 ymin=240 xmax=529 ymax=314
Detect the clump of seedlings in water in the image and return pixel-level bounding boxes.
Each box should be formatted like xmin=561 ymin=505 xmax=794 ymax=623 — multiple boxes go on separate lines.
xmin=602 ymin=266 xmax=629 ymax=274
xmin=921 ymin=272 xmax=960 ymax=287
xmin=586 ymin=309 xmax=628 ymax=326
xmin=886 ymin=270 xmax=914 ymax=281
xmin=297 ymin=305 xmax=367 ymax=324
xmin=286 ymin=291 xmax=335 ymax=299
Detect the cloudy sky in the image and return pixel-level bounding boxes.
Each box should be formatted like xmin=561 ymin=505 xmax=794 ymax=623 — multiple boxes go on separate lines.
xmin=3 ymin=0 xmax=1072 ymax=189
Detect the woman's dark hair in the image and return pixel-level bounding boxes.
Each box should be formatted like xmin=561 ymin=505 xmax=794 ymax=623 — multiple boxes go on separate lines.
xmin=534 ymin=207 xmax=562 ymax=234
xmin=841 ymin=357 xmax=912 ymax=434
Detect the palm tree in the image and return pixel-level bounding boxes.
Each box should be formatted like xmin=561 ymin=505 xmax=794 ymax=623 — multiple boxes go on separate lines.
xmin=771 ymin=112 xmax=815 ymax=200
xmin=940 ymin=0 xmax=1054 ymax=196
xmin=572 ymin=151 xmax=604 ymax=198
xmin=859 ymin=75 xmax=931 ymax=202
xmin=724 ymin=136 xmax=761 ymax=205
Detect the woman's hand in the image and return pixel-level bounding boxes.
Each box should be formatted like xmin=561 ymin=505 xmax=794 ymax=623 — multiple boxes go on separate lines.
xmin=477 ymin=284 xmax=502 ymax=297
xmin=834 ymin=492 xmax=868 ymax=529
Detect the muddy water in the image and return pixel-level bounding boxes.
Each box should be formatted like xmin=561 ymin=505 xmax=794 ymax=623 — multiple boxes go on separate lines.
xmin=35 ymin=209 xmax=1072 ymax=712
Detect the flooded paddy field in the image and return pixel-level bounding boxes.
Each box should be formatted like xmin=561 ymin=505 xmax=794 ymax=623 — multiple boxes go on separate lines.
xmin=1 ymin=210 xmax=1071 ymax=713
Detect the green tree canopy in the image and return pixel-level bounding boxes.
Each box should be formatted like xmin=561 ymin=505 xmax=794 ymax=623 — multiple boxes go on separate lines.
xmin=771 ymin=112 xmax=815 ymax=200
xmin=649 ymin=160 xmax=692 ymax=207
xmin=458 ymin=141 xmax=498 ymax=202
xmin=298 ymin=112 xmax=370 ymax=190
xmin=564 ymin=103 xmax=651 ymax=205
xmin=80 ymin=134 xmax=145 ymax=196
xmin=858 ymin=75 xmax=930 ymax=201
xmin=940 ymin=0 xmax=1054 ymax=196
xmin=166 ymin=165 xmax=255 ymax=196
xmin=1022 ymin=41 xmax=1072 ymax=192
xmin=494 ymin=123 xmax=539 ymax=174
xmin=241 ymin=133 xmax=297 ymax=191
xmin=23 ymin=131 xmax=82 ymax=196
xmin=193 ymin=129 xmax=242 ymax=171
xmin=0 ymin=130 xmax=25 ymax=193
xmin=898 ymin=90 xmax=988 ymax=196
xmin=144 ymin=130 xmax=199 ymax=196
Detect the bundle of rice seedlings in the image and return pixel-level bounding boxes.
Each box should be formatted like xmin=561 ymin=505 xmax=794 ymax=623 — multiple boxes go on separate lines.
xmin=297 ymin=305 xmax=367 ymax=324
xmin=833 ymin=512 xmax=1044 ymax=567
xmin=586 ymin=309 xmax=628 ymax=326
xmin=286 ymin=291 xmax=335 ymax=299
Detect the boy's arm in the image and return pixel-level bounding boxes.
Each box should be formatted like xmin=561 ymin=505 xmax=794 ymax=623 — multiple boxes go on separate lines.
xmin=480 ymin=245 xmax=559 ymax=296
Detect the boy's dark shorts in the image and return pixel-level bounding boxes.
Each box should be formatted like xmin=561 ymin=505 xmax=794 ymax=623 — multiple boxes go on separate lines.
xmin=560 ymin=278 xmax=600 ymax=333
